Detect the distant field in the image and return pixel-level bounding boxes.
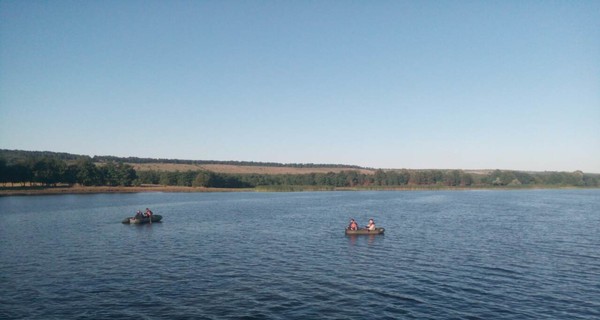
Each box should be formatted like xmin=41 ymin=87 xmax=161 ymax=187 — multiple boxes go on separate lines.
xmin=128 ymin=163 xmax=205 ymax=172
xmin=129 ymin=163 xmax=375 ymax=175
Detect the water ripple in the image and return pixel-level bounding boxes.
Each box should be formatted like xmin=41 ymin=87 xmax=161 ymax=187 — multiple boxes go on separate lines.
xmin=1 ymin=190 xmax=599 ymax=319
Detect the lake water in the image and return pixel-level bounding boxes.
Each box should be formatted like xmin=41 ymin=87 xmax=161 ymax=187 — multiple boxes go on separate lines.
xmin=1 ymin=190 xmax=599 ymax=319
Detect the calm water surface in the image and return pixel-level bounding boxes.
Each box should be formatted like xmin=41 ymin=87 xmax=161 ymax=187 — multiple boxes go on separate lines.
xmin=1 ymin=190 xmax=599 ymax=319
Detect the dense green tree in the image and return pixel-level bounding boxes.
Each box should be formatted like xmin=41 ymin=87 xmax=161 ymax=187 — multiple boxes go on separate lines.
xmin=159 ymin=171 xmax=178 ymax=186
xmin=137 ymin=170 xmax=160 ymax=184
xmin=32 ymin=157 xmax=66 ymax=186
xmin=374 ymin=169 xmax=386 ymax=186
xmin=0 ymin=159 xmax=6 ymax=185
xmin=192 ymin=171 xmax=210 ymax=187
xmin=102 ymin=162 xmax=119 ymax=186
xmin=102 ymin=162 xmax=137 ymax=186
xmin=430 ymin=170 xmax=444 ymax=185
xmin=316 ymin=172 xmax=336 ymax=186
xmin=64 ymin=165 xmax=79 ymax=185
xmin=11 ymin=162 xmax=33 ymax=186
xmin=345 ymin=171 xmax=360 ymax=187
xmin=76 ymin=158 xmax=102 ymax=186
xmin=583 ymin=174 xmax=599 ymax=187
xmin=396 ymin=170 xmax=411 ymax=185
xmin=409 ymin=171 xmax=428 ymax=185
xmin=444 ymin=170 xmax=461 ymax=186
xmin=487 ymin=169 xmax=513 ymax=186
xmin=513 ymin=171 xmax=535 ymax=185
xmin=176 ymin=171 xmax=197 ymax=187
xmin=460 ymin=173 xmax=473 ymax=186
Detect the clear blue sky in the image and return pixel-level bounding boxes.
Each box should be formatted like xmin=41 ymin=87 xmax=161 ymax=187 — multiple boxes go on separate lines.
xmin=1 ymin=1 xmax=599 ymax=172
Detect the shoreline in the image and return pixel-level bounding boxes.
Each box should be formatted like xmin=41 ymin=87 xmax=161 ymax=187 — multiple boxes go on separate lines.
xmin=0 ymin=185 xmax=595 ymax=196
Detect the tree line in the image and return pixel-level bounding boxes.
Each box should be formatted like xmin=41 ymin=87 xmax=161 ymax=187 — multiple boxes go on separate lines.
xmin=1 ymin=150 xmax=363 ymax=169
xmin=134 ymin=168 xmax=599 ymax=188
xmin=0 ymin=157 xmax=136 ymax=187
xmin=1 ymin=152 xmax=598 ymax=189
xmin=93 ymin=156 xmax=364 ymax=169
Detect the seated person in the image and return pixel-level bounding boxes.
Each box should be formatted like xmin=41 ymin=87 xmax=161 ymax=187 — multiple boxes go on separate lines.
xmin=366 ymin=219 xmax=376 ymax=231
xmin=348 ymin=218 xmax=359 ymax=230
xmin=145 ymin=208 xmax=153 ymax=217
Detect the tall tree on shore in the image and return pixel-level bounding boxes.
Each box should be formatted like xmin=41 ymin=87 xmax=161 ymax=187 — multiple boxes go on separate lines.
xmin=76 ymin=158 xmax=102 ymax=186
xmin=102 ymin=162 xmax=137 ymax=186
xmin=32 ymin=157 xmax=66 ymax=186
xmin=0 ymin=159 xmax=6 ymax=185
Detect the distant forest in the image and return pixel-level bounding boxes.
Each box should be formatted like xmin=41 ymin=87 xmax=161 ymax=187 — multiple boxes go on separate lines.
xmin=1 ymin=149 xmax=598 ymax=189
xmin=0 ymin=149 xmax=363 ymax=169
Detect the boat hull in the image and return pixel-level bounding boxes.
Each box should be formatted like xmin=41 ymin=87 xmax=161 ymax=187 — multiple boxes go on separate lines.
xmin=345 ymin=227 xmax=385 ymax=235
xmin=122 ymin=215 xmax=163 ymax=224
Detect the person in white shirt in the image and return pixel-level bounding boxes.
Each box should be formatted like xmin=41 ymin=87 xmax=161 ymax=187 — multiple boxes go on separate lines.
xmin=366 ymin=219 xmax=376 ymax=231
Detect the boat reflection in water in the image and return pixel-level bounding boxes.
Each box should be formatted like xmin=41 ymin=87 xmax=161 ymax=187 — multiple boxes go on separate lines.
xmin=346 ymin=227 xmax=385 ymax=245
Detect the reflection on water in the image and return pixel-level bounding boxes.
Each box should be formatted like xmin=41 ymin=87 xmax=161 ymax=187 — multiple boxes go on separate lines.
xmin=347 ymin=234 xmax=381 ymax=246
xmin=1 ymin=190 xmax=599 ymax=319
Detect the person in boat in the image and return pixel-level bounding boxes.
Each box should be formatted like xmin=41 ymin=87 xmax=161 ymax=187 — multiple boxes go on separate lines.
xmin=135 ymin=210 xmax=144 ymax=219
xmin=348 ymin=218 xmax=359 ymax=230
xmin=366 ymin=219 xmax=376 ymax=231
xmin=145 ymin=208 xmax=153 ymax=218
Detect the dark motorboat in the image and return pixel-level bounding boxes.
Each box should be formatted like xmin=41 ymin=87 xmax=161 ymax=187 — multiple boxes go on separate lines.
xmin=122 ymin=215 xmax=162 ymax=224
xmin=345 ymin=227 xmax=385 ymax=235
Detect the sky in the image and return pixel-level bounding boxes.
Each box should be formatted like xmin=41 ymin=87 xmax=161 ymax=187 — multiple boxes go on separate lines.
xmin=1 ymin=1 xmax=599 ymax=173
